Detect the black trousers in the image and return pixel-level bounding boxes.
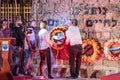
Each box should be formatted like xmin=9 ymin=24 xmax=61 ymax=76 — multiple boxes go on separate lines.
xmin=12 ymin=46 xmax=24 ymax=75
xmin=39 ymin=48 xmax=52 ymax=76
xmin=69 ymin=44 xmax=82 ymax=77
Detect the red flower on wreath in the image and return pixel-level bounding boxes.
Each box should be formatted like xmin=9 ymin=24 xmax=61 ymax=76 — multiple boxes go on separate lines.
xmin=82 ymin=39 xmax=103 ymax=63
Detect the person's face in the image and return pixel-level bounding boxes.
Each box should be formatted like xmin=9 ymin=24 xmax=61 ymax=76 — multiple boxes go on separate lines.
xmin=16 ymin=20 xmax=22 ymax=27
xmin=40 ymin=22 xmax=44 ymax=28
xmin=2 ymin=21 xmax=8 ymax=29
xmin=45 ymin=24 xmax=48 ymax=29
xmin=31 ymin=21 xmax=36 ymax=27
xmin=40 ymin=22 xmax=48 ymax=29
xmin=65 ymin=23 xmax=70 ymax=28
xmin=65 ymin=20 xmax=72 ymax=28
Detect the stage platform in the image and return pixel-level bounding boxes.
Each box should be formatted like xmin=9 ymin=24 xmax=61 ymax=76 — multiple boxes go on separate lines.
xmin=13 ymin=76 xmax=99 ymax=80
xmin=100 ymin=73 xmax=120 ymax=80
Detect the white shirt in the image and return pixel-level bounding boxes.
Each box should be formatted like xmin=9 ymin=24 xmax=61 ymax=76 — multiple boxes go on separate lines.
xmin=66 ymin=26 xmax=82 ymax=46
xmin=24 ymin=27 xmax=36 ymax=49
xmin=27 ymin=27 xmax=36 ymax=41
xmin=38 ymin=28 xmax=50 ymax=50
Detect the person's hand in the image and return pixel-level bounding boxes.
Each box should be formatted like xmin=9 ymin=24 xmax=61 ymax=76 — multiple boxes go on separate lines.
xmin=18 ymin=47 xmax=22 ymax=52
xmin=35 ymin=47 xmax=39 ymax=51
xmin=29 ymin=48 xmax=35 ymax=54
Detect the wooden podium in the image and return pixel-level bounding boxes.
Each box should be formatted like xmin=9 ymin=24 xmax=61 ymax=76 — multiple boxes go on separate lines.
xmin=0 ymin=38 xmax=15 ymax=73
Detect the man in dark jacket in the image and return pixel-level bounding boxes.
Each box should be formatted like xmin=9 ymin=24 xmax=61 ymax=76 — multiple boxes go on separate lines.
xmin=12 ymin=18 xmax=25 ymax=75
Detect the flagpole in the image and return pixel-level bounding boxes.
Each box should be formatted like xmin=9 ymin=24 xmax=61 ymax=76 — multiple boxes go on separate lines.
xmin=7 ymin=0 xmax=9 ymax=28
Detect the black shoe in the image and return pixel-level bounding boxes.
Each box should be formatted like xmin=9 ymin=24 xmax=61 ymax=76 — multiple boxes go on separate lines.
xmin=13 ymin=73 xmax=18 ymax=76
xmin=74 ymin=76 xmax=78 ymax=79
xmin=48 ymin=75 xmax=53 ymax=79
xmin=23 ymin=71 xmax=28 ymax=75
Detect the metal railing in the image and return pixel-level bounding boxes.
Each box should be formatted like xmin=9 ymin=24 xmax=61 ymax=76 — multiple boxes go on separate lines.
xmin=0 ymin=3 xmax=31 ymax=22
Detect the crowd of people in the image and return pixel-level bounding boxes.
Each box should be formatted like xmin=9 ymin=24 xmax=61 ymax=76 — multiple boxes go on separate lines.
xmin=0 ymin=18 xmax=83 ymax=79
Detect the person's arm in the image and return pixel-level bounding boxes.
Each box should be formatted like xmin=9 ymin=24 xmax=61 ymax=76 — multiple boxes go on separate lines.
xmin=31 ymin=30 xmax=37 ymax=50
xmin=65 ymin=31 xmax=70 ymax=46
xmin=25 ymin=34 xmax=32 ymax=51
xmin=44 ymin=31 xmax=53 ymax=46
xmin=0 ymin=30 xmax=4 ymax=38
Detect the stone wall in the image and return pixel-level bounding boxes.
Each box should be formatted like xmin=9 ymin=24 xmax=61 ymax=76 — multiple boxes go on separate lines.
xmin=31 ymin=0 xmax=120 ymax=78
